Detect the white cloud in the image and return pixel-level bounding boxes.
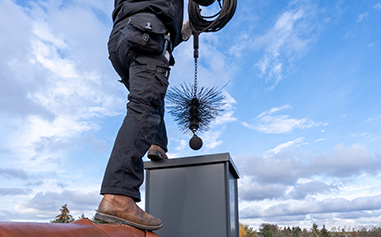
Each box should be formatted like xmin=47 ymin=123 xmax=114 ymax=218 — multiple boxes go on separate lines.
xmin=236 ymin=143 xmax=381 ymax=186
xmin=243 ymin=105 xmax=324 ymax=134
xmin=0 ymin=168 xmax=30 ymax=180
xmin=203 ymin=130 xmax=223 ymax=149
xmin=287 ymin=181 xmax=337 ymax=200
xmin=14 ymin=189 xmax=101 ymax=221
xmin=242 ymin=194 xmax=381 ymax=219
xmin=215 ymin=111 xmax=236 ymax=125
xmin=0 ymin=188 xmax=33 ymax=196
xmin=0 ymin=0 xmax=126 ymax=222
xmin=0 ymin=0 xmax=125 ymax=167
xmin=266 ymin=137 xmax=304 ymax=154
xmin=213 ymin=92 xmax=237 ymax=125
xmin=230 ymin=0 xmax=322 ymax=90
xmin=239 ymin=176 xmax=288 ymax=200
xmin=172 ymin=32 xmax=237 ymax=89
xmin=253 ymin=7 xmax=305 ymax=89
xmin=314 ymin=138 xmax=327 ymax=142
xmin=257 ymin=104 xmax=291 ymax=118
xmin=312 ymin=143 xmax=377 ymax=177
xmin=367 ymin=42 xmax=375 ymax=48
xmin=235 ymin=148 xmax=380 ymax=228
xmin=357 ymin=12 xmax=369 ymax=22
xmin=374 ymin=3 xmax=381 ymax=10
xmin=31 ymin=37 xmax=77 ymax=79
xmin=367 ymin=114 xmax=381 ymax=122
xmin=229 ymin=33 xmax=250 ymax=57
xmin=176 ymin=139 xmax=187 ymax=151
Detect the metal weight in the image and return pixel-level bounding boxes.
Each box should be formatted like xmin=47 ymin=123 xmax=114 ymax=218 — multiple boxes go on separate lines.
xmin=189 ymin=134 xmax=203 ymax=150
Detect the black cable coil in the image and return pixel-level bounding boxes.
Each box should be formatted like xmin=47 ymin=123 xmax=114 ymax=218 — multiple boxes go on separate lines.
xmin=188 ymin=0 xmax=237 ymax=34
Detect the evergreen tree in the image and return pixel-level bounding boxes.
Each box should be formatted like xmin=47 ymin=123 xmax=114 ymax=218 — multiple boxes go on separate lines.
xmin=51 ymin=204 xmax=74 ymax=223
xmin=320 ymin=225 xmax=329 ymax=237
xmin=282 ymin=226 xmax=292 ymax=237
xmin=301 ymin=228 xmax=309 ymax=237
xmin=259 ymin=223 xmax=279 ymax=237
xmin=311 ymin=223 xmax=319 ymax=237
xmin=292 ymin=226 xmax=301 ymax=237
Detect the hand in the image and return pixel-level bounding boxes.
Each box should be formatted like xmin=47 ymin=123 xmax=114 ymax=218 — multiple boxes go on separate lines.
xmin=181 ymin=20 xmax=192 ymax=41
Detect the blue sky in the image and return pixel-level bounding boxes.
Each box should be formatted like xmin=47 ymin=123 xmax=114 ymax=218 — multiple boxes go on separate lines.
xmin=1 ymin=0 xmax=381 ymax=231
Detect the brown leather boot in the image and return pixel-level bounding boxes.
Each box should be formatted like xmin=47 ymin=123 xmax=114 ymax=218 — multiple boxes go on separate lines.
xmin=95 ymin=194 xmax=162 ymax=231
xmin=147 ymin=145 xmax=168 ymax=161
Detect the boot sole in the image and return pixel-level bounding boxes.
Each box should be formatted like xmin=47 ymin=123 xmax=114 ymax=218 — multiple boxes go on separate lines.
xmin=147 ymin=151 xmax=164 ymax=161
xmin=94 ymin=211 xmax=163 ymax=231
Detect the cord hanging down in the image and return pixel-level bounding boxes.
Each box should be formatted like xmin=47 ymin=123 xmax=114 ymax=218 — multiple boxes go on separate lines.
xmin=166 ymin=0 xmax=236 ymax=150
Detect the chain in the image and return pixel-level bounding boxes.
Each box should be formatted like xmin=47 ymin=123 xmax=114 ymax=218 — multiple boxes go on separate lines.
xmin=193 ymin=33 xmax=199 ymax=98
xmin=194 ymin=57 xmax=198 ymax=97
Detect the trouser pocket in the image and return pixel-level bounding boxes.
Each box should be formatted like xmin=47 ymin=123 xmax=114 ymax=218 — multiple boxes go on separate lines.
xmin=128 ymin=55 xmax=170 ymax=111
xmin=122 ymin=13 xmax=167 ymax=55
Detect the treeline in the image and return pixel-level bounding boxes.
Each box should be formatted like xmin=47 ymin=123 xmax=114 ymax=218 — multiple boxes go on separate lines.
xmin=240 ymin=223 xmax=381 ymax=237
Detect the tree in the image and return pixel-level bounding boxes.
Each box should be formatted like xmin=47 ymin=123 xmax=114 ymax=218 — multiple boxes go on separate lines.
xmin=292 ymin=226 xmax=301 ymax=237
xmin=311 ymin=223 xmax=319 ymax=237
xmin=301 ymin=228 xmax=309 ymax=237
xmin=51 ymin=204 xmax=74 ymax=223
xmin=320 ymin=225 xmax=329 ymax=237
xmin=240 ymin=222 xmax=258 ymax=237
xmin=240 ymin=223 xmax=247 ymax=237
xmin=282 ymin=227 xmax=292 ymax=237
xmin=259 ymin=223 xmax=279 ymax=237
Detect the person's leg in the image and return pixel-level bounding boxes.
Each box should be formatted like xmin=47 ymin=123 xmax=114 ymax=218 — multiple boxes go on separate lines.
xmin=100 ymin=54 xmax=169 ymax=200
xmin=97 ymin=54 xmax=169 ymax=230
xmin=148 ymin=102 xmax=169 ymax=160
xmin=153 ymin=102 xmax=168 ymax=152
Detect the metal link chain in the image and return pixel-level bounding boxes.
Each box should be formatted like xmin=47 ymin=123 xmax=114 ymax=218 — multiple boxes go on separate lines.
xmin=194 ymin=58 xmax=198 ymax=97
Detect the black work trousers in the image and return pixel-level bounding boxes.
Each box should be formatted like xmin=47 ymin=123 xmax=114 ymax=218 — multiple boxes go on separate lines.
xmin=100 ymin=27 xmax=170 ymax=202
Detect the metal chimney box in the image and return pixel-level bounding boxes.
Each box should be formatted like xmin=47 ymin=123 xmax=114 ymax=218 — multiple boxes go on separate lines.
xmin=144 ymin=153 xmax=239 ymax=237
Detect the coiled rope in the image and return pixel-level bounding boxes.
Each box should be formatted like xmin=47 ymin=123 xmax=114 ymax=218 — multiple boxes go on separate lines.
xmin=188 ymin=0 xmax=237 ymax=34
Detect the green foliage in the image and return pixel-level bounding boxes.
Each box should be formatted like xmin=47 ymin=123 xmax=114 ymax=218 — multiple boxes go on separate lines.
xmin=259 ymin=223 xmax=280 ymax=237
xmin=51 ymin=204 xmax=74 ymax=223
xmin=91 ymin=217 xmax=108 ymax=224
xmin=292 ymin=226 xmax=301 ymax=237
xmin=320 ymin=225 xmax=329 ymax=237
xmin=311 ymin=223 xmax=320 ymax=237
xmin=252 ymin=223 xmax=381 ymax=237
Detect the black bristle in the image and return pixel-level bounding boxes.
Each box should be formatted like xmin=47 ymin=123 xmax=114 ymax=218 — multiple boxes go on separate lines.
xmin=166 ymin=83 xmax=225 ymax=136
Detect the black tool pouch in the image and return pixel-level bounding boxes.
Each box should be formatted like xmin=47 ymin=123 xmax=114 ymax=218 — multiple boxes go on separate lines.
xmin=123 ymin=13 xmax=167 ymax=55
